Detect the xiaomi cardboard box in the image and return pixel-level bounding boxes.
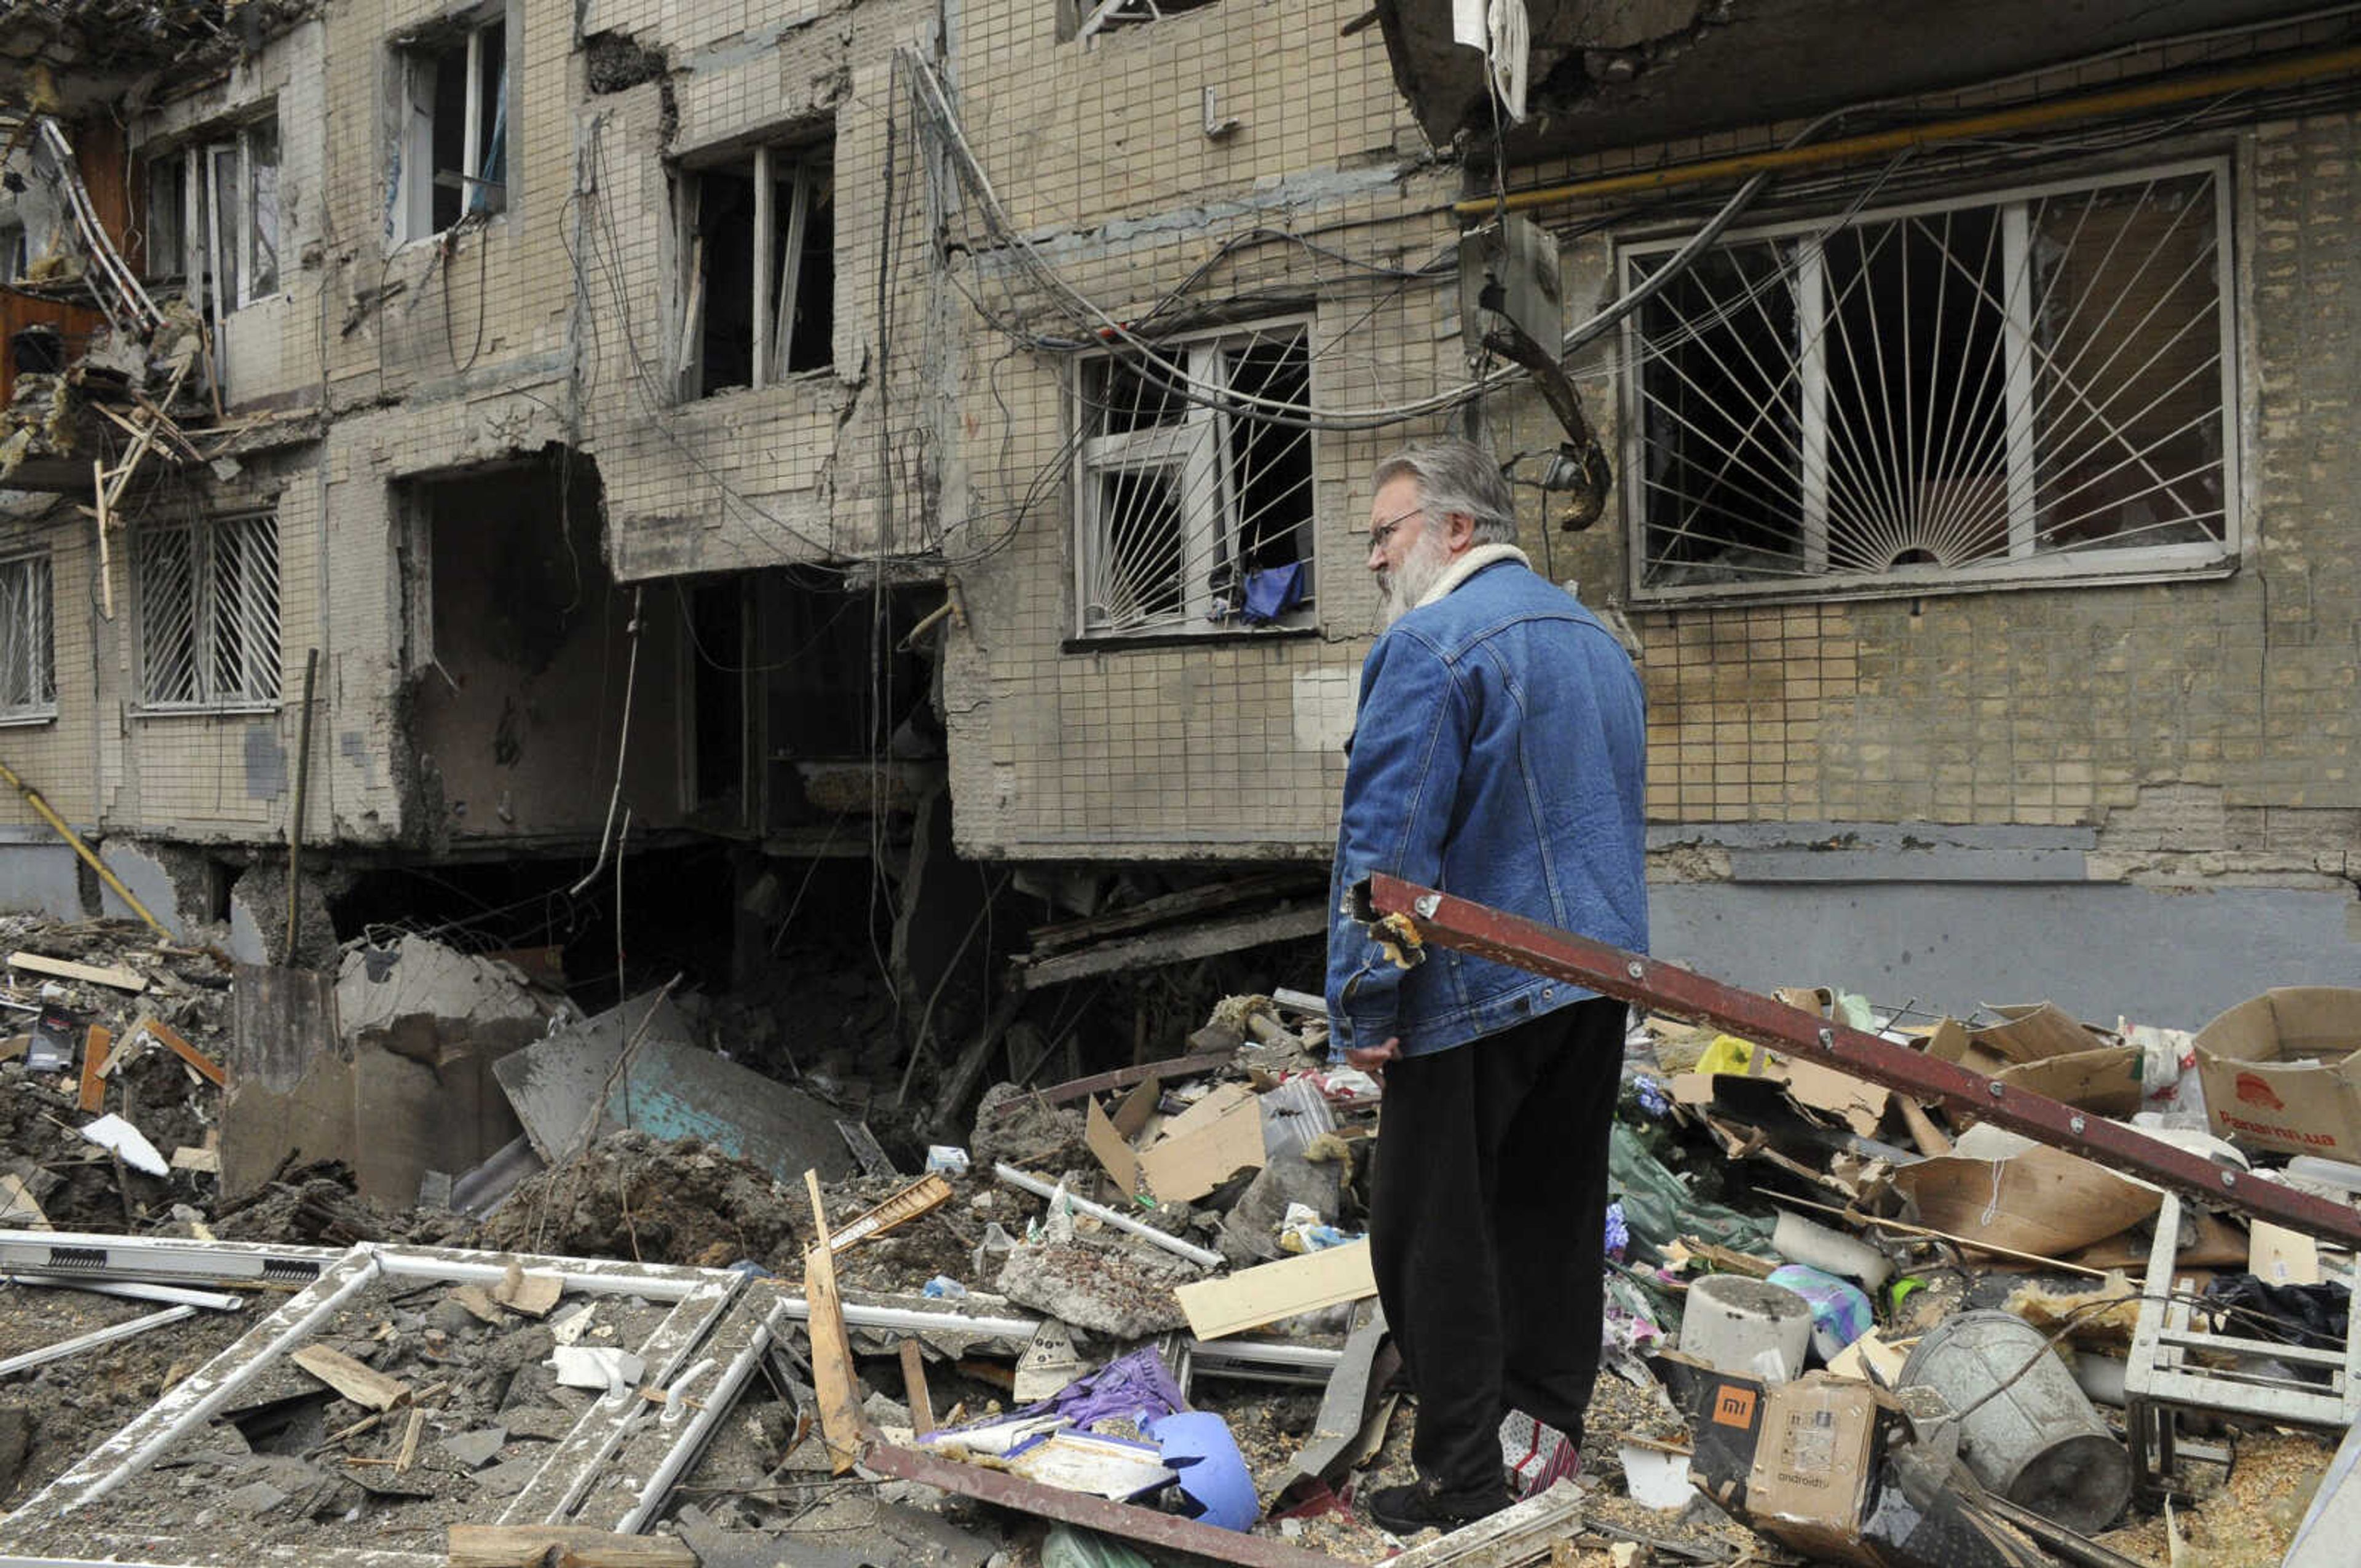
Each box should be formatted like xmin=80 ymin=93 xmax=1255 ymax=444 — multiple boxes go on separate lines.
xmin=2193 ymin=988 xmax=2361 ymax=1160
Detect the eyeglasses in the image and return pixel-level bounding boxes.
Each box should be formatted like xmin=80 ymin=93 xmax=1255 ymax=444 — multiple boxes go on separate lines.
xmin=1367 ymin=506 xmax=1424 ymax=553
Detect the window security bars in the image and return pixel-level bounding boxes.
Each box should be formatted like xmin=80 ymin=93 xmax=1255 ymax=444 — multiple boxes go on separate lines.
xmin=1622 ymin=161 xmax=2234 ymax=600
xmin=0 ymin=554 xmax=54 ymax=720
xmin=136 ymin=514 xmax=280 ymax=709
xmin=1075 ymin=323 xmax=1316 ymax=637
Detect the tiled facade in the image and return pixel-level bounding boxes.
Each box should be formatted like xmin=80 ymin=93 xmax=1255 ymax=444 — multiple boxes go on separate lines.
xmin=0 ymin=0 xmax=2349 ymax=960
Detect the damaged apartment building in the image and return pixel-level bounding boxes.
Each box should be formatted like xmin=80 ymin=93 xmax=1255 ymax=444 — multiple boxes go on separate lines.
xmin=0 ymin=0 xmax=2351 ymax=1122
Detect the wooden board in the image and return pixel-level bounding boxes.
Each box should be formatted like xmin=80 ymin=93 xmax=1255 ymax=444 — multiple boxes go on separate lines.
xmin=1175 ymin=1241 xmax=1377 ymax=1341
xmin=494 ymin=1264 xmax=564 ymax=1318
xmin=290 ymin=1344 xmax=411 ymax=1411
xmin=77 ymin=1023 xmax=111 ymax=1113
xmin=125 ymin=1015 xmax=227 ymax=1086
xmin=9 ymin=951 xmax=146 ymax=992
xmin=446 ymin=1525 xmax=697 ymax=1567
xmin=802 ymin=1168 xmax=874 ymax=1473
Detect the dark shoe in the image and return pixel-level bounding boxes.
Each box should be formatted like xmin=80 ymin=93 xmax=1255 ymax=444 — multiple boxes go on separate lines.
xmin=1366 ymin=1479 xmax=1511 ymax=1536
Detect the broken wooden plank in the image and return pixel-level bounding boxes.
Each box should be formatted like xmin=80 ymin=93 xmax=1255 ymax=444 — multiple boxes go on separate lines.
xmin=900 ymin=1338 xmax=936 ymax=1437
xmin=985 ymin=1048 xmax=1234 ymax=1119
xmin=9 ymin=951 xmax=146 ymax=993
xmin=77 ymin=1023 xmax=110 ymax=1113
xmin=291 ymin=1344 xmax=411 ymax=1411
xmin=864 ymin=1442 xmax=1346 ymax=1568
xmin=1174 ymin=1241 xmax=1377 ymax=1341
xmin=492 ymin=1263 xmax=563 ymax=1318
xmin=122 ymin=1015 xmax=226 ymax=1086
xmin=1015 ymin=905 xmax=1326 ymax=990
xmin=1388 ymin=1479 xmax=1583 ymax=1568
xmin=449 ymin=1284 xmax=509 ymax=1325
xmin=445 ymin=1525 xmax=697 ymax=1567
xmin=828 ymin=1172 xmax=955 ymax=1255
xmin=802 ymin=1167 xmax=874 ymax=1473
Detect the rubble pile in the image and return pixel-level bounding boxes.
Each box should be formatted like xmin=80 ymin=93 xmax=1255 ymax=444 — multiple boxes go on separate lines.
xmin=4 ymin=902 xmax=2360 ymax=1568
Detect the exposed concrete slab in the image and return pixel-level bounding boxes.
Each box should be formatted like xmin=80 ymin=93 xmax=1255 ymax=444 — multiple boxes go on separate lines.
xmin=96 ymin=838 xmax=207 ymax=937
xmin=0 ymin=841 xmax=88 ymax=922
xmin=494 ymin=992 xmax=854 ymax=1185
xmin=1651 ymin=881 xmax=2361 ymax=1030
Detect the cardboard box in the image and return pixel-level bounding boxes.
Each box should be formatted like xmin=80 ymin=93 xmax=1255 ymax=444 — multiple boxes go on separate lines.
xmin=1086 ymin=1082 xmax=1266 ymax=1203
xmin=1744 ymin=1375 xmax=1884 ymax=1567
xmin=2193 ymin=988 xmax=2361 ymax=1160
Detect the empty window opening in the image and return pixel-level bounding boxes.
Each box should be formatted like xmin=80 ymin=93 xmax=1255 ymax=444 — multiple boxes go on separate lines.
xmin=676 ymin=142 xmax=834 ymax=398
xmin=1075 ymin=321 xmax=1315 ymax=637
xmin=135 ymin=512 xmax=280 ymax=710
xmin=0 ymin=223 xmax=25 ymax=284
xmin=0 ymin=552 xmax=55 ymax=722
xmin=393 ymin=12 xmax=508 ymax=241
xmin=1623 ymin=160 xmax=2232 ymax=599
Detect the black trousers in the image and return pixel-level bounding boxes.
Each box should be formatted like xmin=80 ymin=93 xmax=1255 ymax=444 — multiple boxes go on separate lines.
xmin=1367 ymin=996 xmax=1625 ymax=1499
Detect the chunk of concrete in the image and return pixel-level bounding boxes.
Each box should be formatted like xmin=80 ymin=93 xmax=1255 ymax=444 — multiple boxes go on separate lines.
xmin=1216 ymin=1151 xmax=1344 ymax=1267
xmin=494 ymin=991 xmax=853 ymax=1184
xmin=994 ymin=1242 xmax=1193 ymax=1339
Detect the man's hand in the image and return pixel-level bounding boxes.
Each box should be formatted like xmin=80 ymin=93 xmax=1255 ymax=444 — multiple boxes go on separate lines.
xmin=1346 ymin=1036 xmax=1401 ymax=1078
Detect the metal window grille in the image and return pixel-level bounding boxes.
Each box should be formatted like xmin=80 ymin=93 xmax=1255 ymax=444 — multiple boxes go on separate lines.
xmin=0 ymin=554 xmax=55 ymax=719
xmin=1621 ymin=160 xmax=2236 ymax=601
xmin=1075 ymin=322 xmax=1316 ymax=636
xmin=137 ymin=513 xmax=279 ymax=708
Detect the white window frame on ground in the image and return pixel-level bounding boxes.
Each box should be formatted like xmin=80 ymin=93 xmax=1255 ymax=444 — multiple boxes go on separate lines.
xmin=0 ymin=551 xmax=56 ymax=724
xmin=390 ymin=7 xmax=510 ymax=244
xmin=133 ymin=511 xmax=281 ymax=713
xmin=141 ymin=120 xmax=281 ymax=317
xmin=1072 ymin=320 xmax=1318 ymax=640
xmin=673 ymin=140 xmax=835 ymax=400
xmin=1617 ymin=157 xmax=2239 ymax=605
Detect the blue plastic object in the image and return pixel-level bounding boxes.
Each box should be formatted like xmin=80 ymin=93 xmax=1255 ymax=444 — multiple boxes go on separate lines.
xmin=1145 ymin=1411 xmax=1259 ymax=1531
xmin=1766 ymin=1263 xmax=1875 ymax=1360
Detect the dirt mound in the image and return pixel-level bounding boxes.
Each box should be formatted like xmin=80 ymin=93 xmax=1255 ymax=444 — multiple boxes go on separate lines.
xmin=473 ymin=1132 xmax=803 ymax=1270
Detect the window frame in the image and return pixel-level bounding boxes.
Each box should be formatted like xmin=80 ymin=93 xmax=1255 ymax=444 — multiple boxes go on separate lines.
xmin=672 ymin=138 xmax=836 ymax=401
xmin=132 ymin=511 xmax=283 ymax=716
xmin=389 ymin=7 xmax=511 ymax=245
xmin=1615 ymin=154 xmax=2241 ymax=607
xmin=1069 ymin=318 xmax=1319 ymax=642
xmin=141 ymin=119 xmax=280 ymax=311
xmin=0 ymin=551 xmax=57 ymax=726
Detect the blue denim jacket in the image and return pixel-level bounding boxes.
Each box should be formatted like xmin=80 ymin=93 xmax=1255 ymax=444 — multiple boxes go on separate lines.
xmin=1324 ymin=559 xmax=1648 ymax=1059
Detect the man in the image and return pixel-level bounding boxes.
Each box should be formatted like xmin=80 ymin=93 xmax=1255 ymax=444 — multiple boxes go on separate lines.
xmin=1325 ymin=437 xmax=1648 ymax=1535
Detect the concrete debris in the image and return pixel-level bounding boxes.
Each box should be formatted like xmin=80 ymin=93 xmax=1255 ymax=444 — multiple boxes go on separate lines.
xmin=5 ymin=887 xmax=2352 ymax=1568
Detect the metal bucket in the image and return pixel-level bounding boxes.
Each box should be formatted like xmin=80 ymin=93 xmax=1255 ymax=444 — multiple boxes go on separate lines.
xmin=1899 ymin=1309 xmax=2133 ymax=1533
xmin=1678 ymin=1275 xmax=1813 ymax=1381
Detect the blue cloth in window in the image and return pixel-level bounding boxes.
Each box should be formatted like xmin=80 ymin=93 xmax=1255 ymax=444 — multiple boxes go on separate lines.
xmin=1238 ymin=563 xmax=1305 ymax=625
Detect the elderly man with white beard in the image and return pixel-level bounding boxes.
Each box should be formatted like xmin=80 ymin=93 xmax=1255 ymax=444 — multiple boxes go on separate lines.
xmin=1323 ymin=437 xmax=1650 ymax=1536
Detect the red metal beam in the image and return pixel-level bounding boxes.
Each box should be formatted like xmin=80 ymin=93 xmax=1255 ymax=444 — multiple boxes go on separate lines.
xmin=1362 ymin=875 xmax=2361 ymax=1250
xmin=863 ymin=1443 xmax=1349 ymax=1568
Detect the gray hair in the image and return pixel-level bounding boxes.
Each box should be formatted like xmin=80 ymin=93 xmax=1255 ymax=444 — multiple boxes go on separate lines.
xmin=1372 ymin=439 xmax=1518 ymax=546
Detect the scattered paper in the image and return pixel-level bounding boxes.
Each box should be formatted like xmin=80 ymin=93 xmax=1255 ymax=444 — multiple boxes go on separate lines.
xmin=79 ymin=1113 xmax=168 ymax=1176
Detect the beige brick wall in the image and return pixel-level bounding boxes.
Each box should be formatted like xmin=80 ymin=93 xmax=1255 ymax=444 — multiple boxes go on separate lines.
xmin=938 ymin=0 xmax=1468 ymax=860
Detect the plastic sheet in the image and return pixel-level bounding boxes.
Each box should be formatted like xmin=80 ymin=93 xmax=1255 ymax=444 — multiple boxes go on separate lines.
xmin=1609 ymin=1121 xmax=1774 ymax=1258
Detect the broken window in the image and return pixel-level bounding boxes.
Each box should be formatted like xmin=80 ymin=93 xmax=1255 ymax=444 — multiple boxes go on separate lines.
xmin=135 ymin=512 xmax=280 ymax=710
xmin=392 ymin=10 xmax=509 ymax=242
xmin=1075 ymin=321 xmax=1316 ymax=638
xmin=0 ymin=553 xmax=55 ymax=722
xmin=140 ymin=119 xmax=280 ymax=306
xmin=1072 ymin=0 xmax=1221 ymax=40
xmin=1623 ymin=160 xmax=2234 ymax=599
xmin=675 ymin=141 xmax=834 ymax=398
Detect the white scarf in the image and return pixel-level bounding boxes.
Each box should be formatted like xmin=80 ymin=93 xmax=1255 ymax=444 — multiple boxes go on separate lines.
xmin=1414 ymin=543 xmax=1532 ymax=610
